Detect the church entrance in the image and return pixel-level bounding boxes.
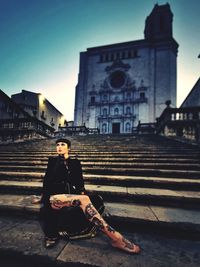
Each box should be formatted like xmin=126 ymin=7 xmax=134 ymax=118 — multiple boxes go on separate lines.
xmin=112 ymin=123 xmax=120 ymax=134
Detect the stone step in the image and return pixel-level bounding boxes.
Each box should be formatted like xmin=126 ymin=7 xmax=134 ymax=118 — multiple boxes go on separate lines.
xmin=0 ymin=164 xmax=199 ymax=178
xmin=0 ymin=148 xmax=199 ymax=154
xmin=0 ymin=161 xmax=199 ymax=170
xmin=0 ymin=181 xmax=200 ymax=208
xmin=0 ymin=172 xmax=200 ymax=190
xmin=0 ymin=157 xmax=199 ymax=164
xmin=1 ymin=141 xmax=198 ymax=150
xmin=83 ymin=167 xmax=200 ymax=178
xmin=0 ymin=194 xmax=200 ymax=238
xmin=0 ymin=155 xmax=199 ymax=163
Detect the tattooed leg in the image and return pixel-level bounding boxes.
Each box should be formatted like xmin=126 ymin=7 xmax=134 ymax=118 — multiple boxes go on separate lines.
xmin=50 ymin=194 xmax=140 ymax=254
xmin=50 ymin=194 xmax=81 ymax=210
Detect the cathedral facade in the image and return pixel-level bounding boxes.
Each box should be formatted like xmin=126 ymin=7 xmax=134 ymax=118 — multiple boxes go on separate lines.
xmin=74 ymin=4 xmax=178 ymax=134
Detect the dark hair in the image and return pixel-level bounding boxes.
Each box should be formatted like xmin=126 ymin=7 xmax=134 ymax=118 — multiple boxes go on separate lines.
xmin=56 ymin=138 xmax=71 ymax=148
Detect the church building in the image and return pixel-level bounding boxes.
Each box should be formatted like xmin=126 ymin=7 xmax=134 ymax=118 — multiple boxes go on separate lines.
xmin=74 ymin=4 xmax=178 ymax=134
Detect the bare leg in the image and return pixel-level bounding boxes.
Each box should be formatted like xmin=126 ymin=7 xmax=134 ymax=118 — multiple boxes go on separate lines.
xmin=49 ymin=194 xmax=140 ymax=254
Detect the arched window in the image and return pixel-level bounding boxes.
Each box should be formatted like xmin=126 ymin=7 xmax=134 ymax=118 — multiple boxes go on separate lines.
xmin=114 ymin=108 xmax=119 ymax=115
xmin=103 ymin=108 xmax=107 ymax=116
xmin=102 ymin=123 xmax=107 ymax=133
xmin=125 ymin=122 xmax=131 ymax=133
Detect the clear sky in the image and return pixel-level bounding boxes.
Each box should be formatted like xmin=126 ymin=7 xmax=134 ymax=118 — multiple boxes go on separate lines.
xmin=0 ymin=0 xmax=199 ymax=121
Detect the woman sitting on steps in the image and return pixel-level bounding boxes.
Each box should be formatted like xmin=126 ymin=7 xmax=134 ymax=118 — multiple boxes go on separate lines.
xmin=37 ymin=138 xmax=141 ymax=254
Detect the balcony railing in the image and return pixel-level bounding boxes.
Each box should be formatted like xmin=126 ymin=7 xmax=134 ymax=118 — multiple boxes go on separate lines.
xmin=156 ymin=107 xmax=200 ymax=144
xmin=0 ymin=117 xmax=54 ymax=142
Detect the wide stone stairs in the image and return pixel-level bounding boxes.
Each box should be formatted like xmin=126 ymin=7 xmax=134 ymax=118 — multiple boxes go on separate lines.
xmin=1 ymin=134 xmax=200 ymax=266
xmin=0 ymin=134 xmax=200 ymax=237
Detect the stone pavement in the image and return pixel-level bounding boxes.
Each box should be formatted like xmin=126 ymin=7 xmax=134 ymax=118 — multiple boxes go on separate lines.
xmin=0 ymin=215 xmax=200 ymax=267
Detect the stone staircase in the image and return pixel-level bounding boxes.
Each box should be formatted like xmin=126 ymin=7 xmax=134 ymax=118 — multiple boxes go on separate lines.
xmin=1 ymin=134 xmax=200 ymax=266
xmin=0 ymin=134 xmax=200 ymax=234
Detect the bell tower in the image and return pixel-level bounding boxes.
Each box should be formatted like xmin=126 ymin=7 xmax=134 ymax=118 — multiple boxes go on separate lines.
xmin=144 ymin=3 xmax=178 ymax=119
xmin=144 ymin=3 xmax=173 ymax=41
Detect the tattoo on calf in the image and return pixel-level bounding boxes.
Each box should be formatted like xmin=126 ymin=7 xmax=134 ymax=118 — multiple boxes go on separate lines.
xmin=106 ymin=225 xmax=116 ymax=233
xmin=85 ymin=203 xmax=97 ymax=219
xmin=91 ymin=217 xmax=105 ymax=230
xmin=122 ymin=237 xmax=134 ymax=250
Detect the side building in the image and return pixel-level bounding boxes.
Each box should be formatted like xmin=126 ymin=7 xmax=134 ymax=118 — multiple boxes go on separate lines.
xmin=11 ymin=89 xmax=66 ymax=131
xmin=0 ymin=89 xmax=54 ymax=142
xmin=74 ymin=4 xmax=178 ymax=134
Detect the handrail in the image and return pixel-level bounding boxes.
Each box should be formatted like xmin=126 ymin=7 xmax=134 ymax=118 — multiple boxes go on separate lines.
xmin=156 ymin=107 xmax=200 ymax=143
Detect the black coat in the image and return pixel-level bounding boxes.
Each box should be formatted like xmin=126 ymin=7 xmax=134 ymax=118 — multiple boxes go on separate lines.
xmin=40 ymin=156 xmax=104 ymax=239
xmin=42 ymin=156 xmax=85 ymax=204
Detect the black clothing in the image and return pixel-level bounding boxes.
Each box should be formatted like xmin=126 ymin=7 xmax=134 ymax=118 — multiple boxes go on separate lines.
xmin=42 ymin=156 xmax=85 ymax=204
xmin=40 ymin=156 xmax=104 ymax=239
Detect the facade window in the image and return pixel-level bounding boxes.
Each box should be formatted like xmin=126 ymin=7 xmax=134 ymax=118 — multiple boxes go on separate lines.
xmin=103 ymin=108 xmax=107 ymax=116
xmin=110 ymin=70 xmax=126 ymax=89
xmin=134 ymin=50 xmax=138 ymax=57
xmin=91 ymin=96 xmax=95 ymax=103
xmin=126 ymin=106 xmax=131 ymax=115
xmin=99 ymin=50 xmax=137 ymax=62
xmin=102 ymin=123 xmax=107 ymax=133
xmin=126 ymin=92 xmax=131 ymax=99
xmin=103 ymin=94 xmax=107 ymax=101
xmin=125 ymin=122 xmax=131 ymax=133
xmin=140 ymin=92 xmax=145 ymax=99
xmin=51 ymin=118 xmax=55 ymax=127
xmin=114 ymin=95 xmax=119 ymax=101
xmin=41 ymin=110 xmax=46 ymax=120
xmin=114 ymin=108 xmax=119 ymax=115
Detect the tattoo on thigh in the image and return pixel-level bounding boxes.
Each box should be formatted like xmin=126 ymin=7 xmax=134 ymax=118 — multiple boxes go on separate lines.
xmin=91 ymin=217 xmax=105 ymax=230
xmin=64 ymin=194 xmax=76 ymax=198
xmin=72 ymin=199 xmax=81 ymax=206
xmin=50 ymin=196 xmax=74 ymax=207
xmin=53 ymin=200 xmax=69 ymax=207
xmin=85 ymin=203 xmax=97 ymax=219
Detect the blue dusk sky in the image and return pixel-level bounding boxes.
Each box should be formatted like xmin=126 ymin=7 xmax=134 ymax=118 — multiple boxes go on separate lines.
xmin=0 ymin=0 xmax=199 ymax=121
